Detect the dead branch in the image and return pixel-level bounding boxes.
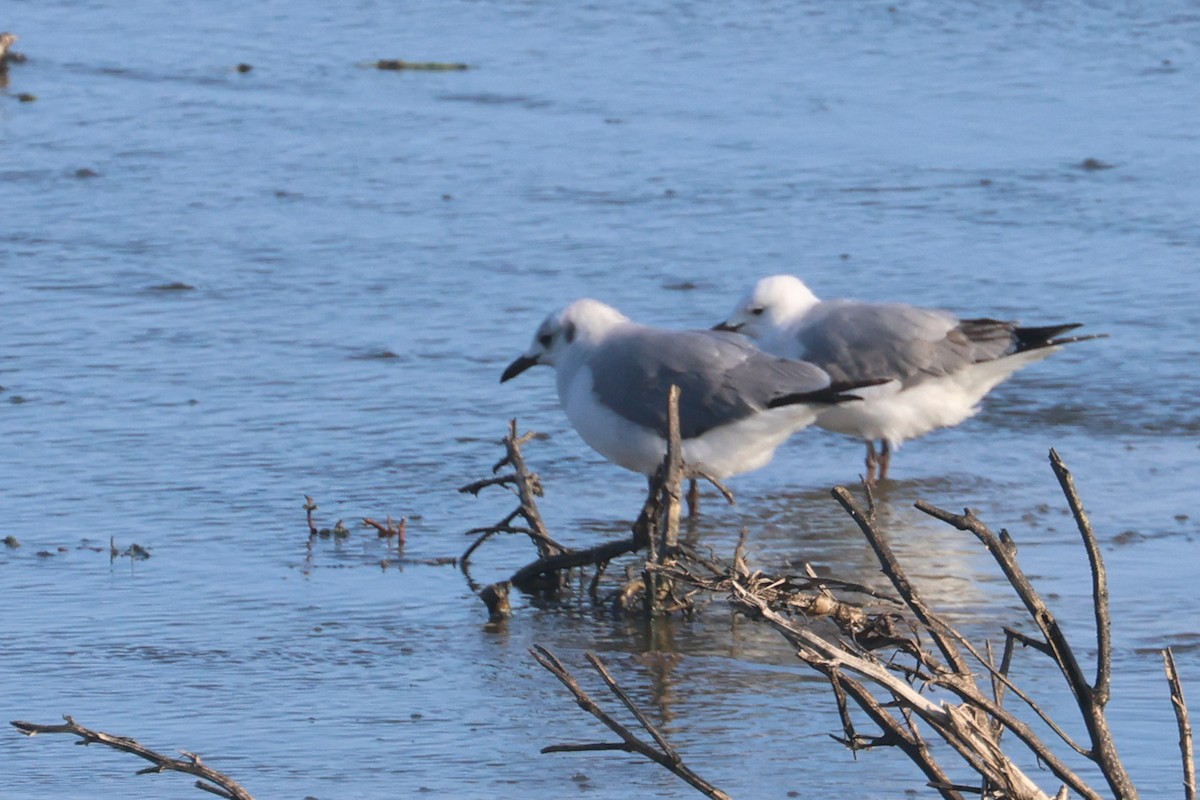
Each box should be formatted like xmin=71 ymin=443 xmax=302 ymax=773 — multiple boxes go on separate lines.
xmin=730 ymin=581 xmax=1054 ymax=799
xmin=914 ymin=452 xmax=1137 ymax=800
xmin=362 ymin=515 xmax=406 ymax=546
xmin=303 ymin=495 xmax=318 ymax=537
xmin=1049 ymin=448 xmax=1112 ymax=704
xmin=832 ymin=486 xmax=971 ymax=676
xmin=1165 ymin=648 xmax=1196 ymax=800
xmin=510 ymin=536 xmax=641 ymax=593
xmin=10 ymin=716 xmax=253 ymax=800
xmin=650 ymin=452 xmax=1179 ymax=799
xmin=642 ymin=385 xmax=686 ymax=616
xmin=458 ymin=421 xmax=571 ymax=590
xmin=460 ymin=396 xmax=716 ymax=609
xmin=531 ymin=646 xmax=731 ymax=800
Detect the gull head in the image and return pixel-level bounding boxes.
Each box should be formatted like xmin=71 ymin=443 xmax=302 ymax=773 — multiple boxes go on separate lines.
xmin=500 ymin=298 xmax=630 ymax=382
xmin=714 ymin=275 xmax=821 ymax=340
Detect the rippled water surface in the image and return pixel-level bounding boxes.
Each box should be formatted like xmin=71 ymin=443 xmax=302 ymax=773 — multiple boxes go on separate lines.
xmin=3 ymin=1 xmax=1199 ymax=798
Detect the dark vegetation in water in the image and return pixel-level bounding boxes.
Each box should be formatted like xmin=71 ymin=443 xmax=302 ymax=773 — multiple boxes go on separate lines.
xmin=1078 ymin=157 xmax=1116 ymax=171
xmin=362 ymin=58 xmax=470 ymax=72
xmin=301 ymin=495 xmax=450 ymax=572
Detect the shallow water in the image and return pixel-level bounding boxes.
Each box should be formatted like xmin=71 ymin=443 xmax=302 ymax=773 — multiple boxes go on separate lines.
xmin=2 ymin=1 xmax=1199 ymax=797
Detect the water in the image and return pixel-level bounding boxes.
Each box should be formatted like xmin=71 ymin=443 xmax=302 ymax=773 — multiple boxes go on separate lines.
xmin=2 ymin=1 xmax=1198 ymax=797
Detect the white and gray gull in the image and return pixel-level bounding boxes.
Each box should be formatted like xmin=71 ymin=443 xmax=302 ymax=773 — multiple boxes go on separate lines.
xmin=501 ymin=298 xmax=879 ymax=480
xmin=715 ymin=275 xmax=1103 ymax=484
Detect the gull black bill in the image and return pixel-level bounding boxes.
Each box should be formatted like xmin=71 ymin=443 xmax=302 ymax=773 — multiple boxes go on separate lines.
xmin=500 ymin=354 xmax=539 ymax=383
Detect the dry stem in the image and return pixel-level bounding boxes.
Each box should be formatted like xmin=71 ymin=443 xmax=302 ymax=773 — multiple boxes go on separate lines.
xmin=531 ymin=646 xmax=731 ymax=800
xmin=1165 ymin=648 xmax=1197 ymax=800
xmin=10 ymin=716 xmax=253 ymax=800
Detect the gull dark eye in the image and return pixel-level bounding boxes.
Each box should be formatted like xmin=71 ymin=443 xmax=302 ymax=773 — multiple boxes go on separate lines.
xmin=538 ymin=333 xmax=553 ymax=348
xmin=750 ymin=307 xmax=765 ymax=316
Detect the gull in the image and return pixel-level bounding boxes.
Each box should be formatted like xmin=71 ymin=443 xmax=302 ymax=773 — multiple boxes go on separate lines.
xmin=715 ymin=275 xmax=1103 ymax=484
xmin=500 ymin=298 xmax=877 ymax=482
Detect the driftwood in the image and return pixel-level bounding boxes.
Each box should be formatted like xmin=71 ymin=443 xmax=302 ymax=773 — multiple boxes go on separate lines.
xmin=460 ymin=390 xmax=733 ymax=614
xmin=532 ymin=645 xmax=731 ymax=800
xmin=629 ymin=449 xmax=1195 ymax=799
xmin=9 ymin=716 xmax=253 ymax=800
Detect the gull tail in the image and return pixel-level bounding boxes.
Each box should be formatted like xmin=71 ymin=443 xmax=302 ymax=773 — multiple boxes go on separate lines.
xmin=767 ymin=378 xmax=891 ymax=409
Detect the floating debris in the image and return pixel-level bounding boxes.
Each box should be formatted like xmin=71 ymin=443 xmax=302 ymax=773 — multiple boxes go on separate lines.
xmin=348 ymin=348 xmax=400 ymax=361
xmin=3 ymin=535 xmax=18 ymax=549
xmin=235 ymin=63 xmax=252 ymax=74
xmin=363 ymin=515 xmax=407 ymax=545
xmin=1079 ymin=157 xmax=1116 ymax=171
xmin=149 ymin=281 xmax=195 ymax=292
xmin=73 ymin=168 xmax=101 ymax=179
xmin=16 ymin=93 xmax=36 ymax=103
xmin=364 ymin=59 xmax=470 ymax=72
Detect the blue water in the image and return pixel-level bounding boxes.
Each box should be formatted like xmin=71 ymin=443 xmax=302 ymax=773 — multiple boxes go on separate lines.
xmin=2 ymin=1 xmax=1199 ymax=797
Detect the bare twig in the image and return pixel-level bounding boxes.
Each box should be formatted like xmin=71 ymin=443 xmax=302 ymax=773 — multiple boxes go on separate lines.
xmin=832 ymin=486 xmax=971 ymax=675
xmin=459 ymin=421 xmax=572 ymax=594
xmin=10 ymin=716 xmax=253 ymax=800
xmin=1165 ymin=648 xmax=1196 ymax=800
xmin=1049 ymin=448 xmax=1111 ymax=702
xmin=531 ymin=646 xmax=731 ymax=800
xmin=362 ymin=515 xmax=406 ymax=547
xmin=914 ymin=454 xmax=1137 ymax=800
xmin=692 ymin=469 xmax=736 ymax=506
xmin=661 ymin=385 xmax=684 ymax=556
xmin=643 ymin=385 xmax=686 ymax=615
xmin=728 ymin=582 xmax=1054 ymax=800
xmin=303 ymin=495 xmax=318 ymax=537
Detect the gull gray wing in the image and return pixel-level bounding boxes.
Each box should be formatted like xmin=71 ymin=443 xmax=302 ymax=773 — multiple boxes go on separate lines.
xmin=797 ymin=301 xmax=983 ymax=385
xmin=588 ymin=328 xmax=832 ymax=439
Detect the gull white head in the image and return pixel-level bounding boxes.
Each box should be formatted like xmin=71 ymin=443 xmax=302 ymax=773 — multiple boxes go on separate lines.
xmin=716 ymin=275 xmax=821 ymax=341
xmin=501 ymin=298 xmax=630 ymax=382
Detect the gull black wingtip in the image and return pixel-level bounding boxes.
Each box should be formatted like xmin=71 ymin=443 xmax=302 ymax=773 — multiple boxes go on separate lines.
xmin=500 ymin=354 xmax=539 ymax=383
xmin=711 ymin=321 xmax=742 ymax=332
xmin=767 ymin=377 xmax=892 ymax=408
